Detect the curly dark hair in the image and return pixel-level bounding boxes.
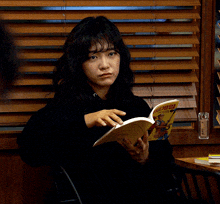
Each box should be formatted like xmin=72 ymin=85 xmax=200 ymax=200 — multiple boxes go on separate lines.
xmin=0 ymin=21 xmax=19 ymax=96
xmin=53 ymin=16 xmax=134 ymax=102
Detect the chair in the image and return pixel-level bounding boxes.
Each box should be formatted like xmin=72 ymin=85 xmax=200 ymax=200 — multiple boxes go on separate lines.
xmin=48 ymin=164 xmax=220 ymax=204
xmin=172 ymin=164 xmax=220 ymax=204
xmin=48 ymin=166 xmax=83 ymax=204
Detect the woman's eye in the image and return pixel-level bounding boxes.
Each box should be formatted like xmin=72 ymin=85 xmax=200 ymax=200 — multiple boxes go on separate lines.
xmin=109 ymin=52 xmax=116 ymax=56
xmin=90 ymin=55 xmax=97 ymax=60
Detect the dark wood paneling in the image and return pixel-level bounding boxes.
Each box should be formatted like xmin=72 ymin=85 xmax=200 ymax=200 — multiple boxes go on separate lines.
xmin=0 ymin=151 xmax=52 ymax=204
xmin=173 ymin=144 xmax=220 ymax=158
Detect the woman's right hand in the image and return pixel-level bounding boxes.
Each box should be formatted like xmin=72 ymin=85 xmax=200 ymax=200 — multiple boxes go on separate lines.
xmin=84 ymin=109 xmax=126 ymax=128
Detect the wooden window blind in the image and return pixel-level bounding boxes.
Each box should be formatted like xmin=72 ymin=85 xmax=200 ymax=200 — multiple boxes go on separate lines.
xmin=216 ymin=9 xmax=220 ymax=125
xmin=0 ymin=0 xmax=201 ymax=149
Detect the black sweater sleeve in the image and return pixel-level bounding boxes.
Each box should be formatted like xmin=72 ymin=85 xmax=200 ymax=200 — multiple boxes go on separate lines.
xmin=17 ymin=103 xmax=89 ymax=167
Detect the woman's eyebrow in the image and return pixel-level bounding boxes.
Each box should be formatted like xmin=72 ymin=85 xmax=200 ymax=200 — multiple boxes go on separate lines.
xmin=89 ymin=48 xmax=115 ymax=54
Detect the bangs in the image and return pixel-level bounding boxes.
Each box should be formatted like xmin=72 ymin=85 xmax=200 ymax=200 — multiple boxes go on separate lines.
xmin=75 ymin=35 xmax=118 ymax=62
xmin=89 ymin=38 xmax=116 ymax=53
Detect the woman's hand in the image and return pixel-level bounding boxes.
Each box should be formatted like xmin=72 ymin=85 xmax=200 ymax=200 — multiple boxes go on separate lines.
xmin=85 ymin=109 xmax=126 ymax=128
xmin=118 ymin=132 xmax=149 ymax=165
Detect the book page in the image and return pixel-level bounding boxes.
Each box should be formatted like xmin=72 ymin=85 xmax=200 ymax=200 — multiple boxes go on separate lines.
xmin=93 ymin=118 xmax=153 ymax=147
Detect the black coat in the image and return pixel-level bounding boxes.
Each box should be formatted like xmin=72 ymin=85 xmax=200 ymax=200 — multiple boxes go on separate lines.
xmin=17 ymin=89 xmax=176 ymax=204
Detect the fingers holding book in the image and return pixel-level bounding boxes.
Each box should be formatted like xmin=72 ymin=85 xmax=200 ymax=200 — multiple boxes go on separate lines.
xmin=118 ymin=132 xmax=149 ymax=164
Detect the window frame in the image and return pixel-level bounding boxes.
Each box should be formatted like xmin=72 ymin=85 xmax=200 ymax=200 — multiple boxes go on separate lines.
xmin=169 ymin=0 xmax=219 ymax=146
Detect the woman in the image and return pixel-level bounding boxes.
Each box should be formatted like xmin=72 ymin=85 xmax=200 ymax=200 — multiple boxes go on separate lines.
xmin=17 ymin=16 xmax=177 ymax=204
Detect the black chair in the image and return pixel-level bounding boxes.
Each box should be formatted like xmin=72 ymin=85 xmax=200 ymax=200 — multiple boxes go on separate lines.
xmin=172 ymin=164 xmax=220 ymax=204
xmin=47 ymin=164 xmax=220 ymax=204
xmin=46 ymin=166 xmax=83 ymax=204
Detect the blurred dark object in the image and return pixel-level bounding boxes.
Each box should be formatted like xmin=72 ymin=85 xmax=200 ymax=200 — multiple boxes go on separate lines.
xmin=0 ymin=20 xmax=19 ymax=97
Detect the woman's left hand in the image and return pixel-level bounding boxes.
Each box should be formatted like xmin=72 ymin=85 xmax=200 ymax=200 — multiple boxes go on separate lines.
xmin=118 ymin=132 xmax=149 ymax=165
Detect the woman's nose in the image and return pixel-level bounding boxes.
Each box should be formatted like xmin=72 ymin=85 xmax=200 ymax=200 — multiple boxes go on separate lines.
xmin=99 ymin=56 xmax=109 ymax=69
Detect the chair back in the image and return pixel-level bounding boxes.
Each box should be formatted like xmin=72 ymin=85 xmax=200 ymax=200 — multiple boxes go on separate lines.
xmin=173 ymin=165 xmax=220 ymax=204
xmin=51 ymin=166 xmax=83 ymax=204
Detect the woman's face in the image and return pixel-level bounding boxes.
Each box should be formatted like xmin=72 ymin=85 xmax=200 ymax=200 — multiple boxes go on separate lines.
xmin=82 ymin=41 xmax=120 ymax=92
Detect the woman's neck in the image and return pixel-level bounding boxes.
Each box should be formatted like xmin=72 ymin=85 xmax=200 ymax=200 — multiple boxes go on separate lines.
xmin=88 ymin=83 xmax=110 ymax=100
xmin=93 ymin=87 xmax=110 ymax=100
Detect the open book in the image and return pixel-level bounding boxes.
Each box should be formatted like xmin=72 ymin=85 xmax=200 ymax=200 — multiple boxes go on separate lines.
xmin=93 ymin=99 xmax=179 ymax=147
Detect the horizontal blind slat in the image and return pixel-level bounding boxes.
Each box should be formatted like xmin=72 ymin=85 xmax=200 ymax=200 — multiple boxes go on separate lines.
xmin=66 ymin=0 xmax=201 ymax=7
xmin=130 ymin=48 xmax=199 ymax=58
xmin=0 ymin=1 xmax=65 ymax=7
xmin=18 ymin=59 xmax=198 ymax=73
xmin=18 ymin=51 xmax=61 ymax=59
xmin=123 ymin=35 xmax=199 ymax=45
xmin=0 ymin=103 xmax=47 ymax=113
xmin=18 ymin=48 xmax=199 ymax=59
xmin=134 ymin=72 xmax=198 ymax=83
xmin=19 ymin=64 xmax=55 ymax=73
xmin=175 ymin=109 xmax=197 ymax=121
xmin=14 ymin=72 xmax=199 ymax=86
xmin=5 ymin=88 xmax=54 ymax=99
xmin=5 ymin=84 xmax=198 ymax=100
xmin=14 ymin=78 xmax=52 ymax=86
xmin=131 ymin=60 xmax=199 ymax=71
xmin=15 ymin=35 xmax=199 ymax=47
xmin=133 ymin=83 xmax=197 ymax=97
xmin=0 ymin=0 xmax=201 ymax=7
xmin=7 ymin=22 xmax=200 ymax=34
xmin=0 ymin=10 xmax=200 ymax=20
xmin=145 ymin=97 xmax=197 ymax=109
xmin=0 ymin=114 xmax=32 ymax=126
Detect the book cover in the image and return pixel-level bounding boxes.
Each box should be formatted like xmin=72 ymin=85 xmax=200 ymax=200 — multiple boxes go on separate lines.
xmin=93 ymin=99 xmax=179 ymax=147
xmin=195 ymin=157 xmax=220 ymax=166
xmin=208 ymin=154 xmax=220 ymax=164
xmin=209 ymin=154 xmax=220 ymax=158
xmin=148 ymin=99 xmax=179 ymax=141
xmin=194 ymin=157 xmax=210 ymax=165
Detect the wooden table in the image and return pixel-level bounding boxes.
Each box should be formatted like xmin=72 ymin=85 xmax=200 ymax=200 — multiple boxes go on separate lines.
xmin=175 ymin=157 xmax=220 ymax=173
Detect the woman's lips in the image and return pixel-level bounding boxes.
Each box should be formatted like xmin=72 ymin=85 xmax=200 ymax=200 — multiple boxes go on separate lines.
xmin=99 ymin=73 xmax=112 ymax=78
